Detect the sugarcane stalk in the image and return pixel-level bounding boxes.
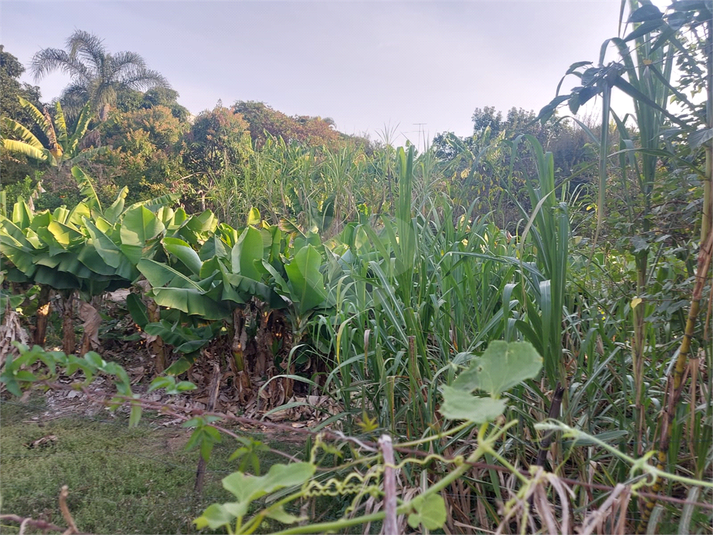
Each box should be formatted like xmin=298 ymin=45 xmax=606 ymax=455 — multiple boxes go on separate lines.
xmin=637 ymin=228 xmax=713 ymax=533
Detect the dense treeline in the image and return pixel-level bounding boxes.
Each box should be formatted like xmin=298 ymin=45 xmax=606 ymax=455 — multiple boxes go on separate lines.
xmin=0 ymin=37 xmax=598 ymax=234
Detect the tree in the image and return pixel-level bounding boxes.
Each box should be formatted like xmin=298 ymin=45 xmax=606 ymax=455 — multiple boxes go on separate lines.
xmin=31 ymin=30 xmax=170 ymax=120
xmin=0 ymin=46 xmax=44 ymax=198
xmin=432 ymin=106 xmax=594 ymax=228
xmin=186 ymin=105 xmax=252 ymax=178
xmin=94 ymin=105 xmax=189 ymax=204
xmin=0 ymin=46 xmax=42 ymax=123
xmin=233 ymin=101 xmax=341 ymax=148
xmin=116 ymin=86 xmax=190 ymax=122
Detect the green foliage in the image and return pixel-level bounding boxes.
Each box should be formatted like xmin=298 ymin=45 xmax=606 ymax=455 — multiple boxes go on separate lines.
xmin=2 ymin=97 xmax=101 ymax=167
xmin=441 ymin=341 xmax=542 ymax=423
xmin=234 ymin=100 xmax=342 ymax=149
xmin=186 ymin=105 xmax=252 ymax=178
xmin=407 ymin=493 xmax=447 ymax=531
xmin=2 ymin=10 xmax=711 ymax=532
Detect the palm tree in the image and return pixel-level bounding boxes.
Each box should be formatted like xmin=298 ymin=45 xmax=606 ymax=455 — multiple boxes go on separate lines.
xmin=31 ymin=30 xmax=170 ymax=120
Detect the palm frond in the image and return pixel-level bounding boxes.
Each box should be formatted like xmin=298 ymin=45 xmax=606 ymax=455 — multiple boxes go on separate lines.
xmin=111 ymin=51 xmax=148 ymax=70
xmin=60 ymin=83 xmax=91 ymax=118
xmin=118 ymin=67 xmax=170 ymax=90
xmin=66 ymin=30 xmax=106 ymax=74
xmin=31 ymin=48 xmax=90 ymax=83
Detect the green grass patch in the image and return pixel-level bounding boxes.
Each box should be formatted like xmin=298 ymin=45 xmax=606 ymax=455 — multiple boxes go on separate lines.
xmin=0 ymin=396 xmax=304 ymax=534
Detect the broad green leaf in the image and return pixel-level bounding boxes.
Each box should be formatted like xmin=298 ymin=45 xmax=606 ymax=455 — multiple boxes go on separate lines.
xmin=11 ymin=198 xmax=32 ymax=229
xmin=222 ymin=462 xmax=315 ymax=507
xmin=28 ymin=210 xmax=51 ymax=232
xmin=14 ymin=370 xmax=38 ymax=382
xmin=120 ymin=206 xmax=165 ymax=264
xmin=407 ymin=493 xmax=447 ymax=530
xmin=34 ymin=266 xmax=80 ymax=290
xmin=185 ymin=209 xmax=217 ymax=234
xmin=84 ymin=352 xmax=104 ymax=368
xmin=284 ymin=244 xmax=327 ymax=315
xmin=46 ymin=221 xmax=83 ymax=250
xmin=194 ymin=504 xmax=235 ymax=530
xmin=137 ymin=258 xmax=204 ymax=290
xmin=77 ymin=242 xmax=117 ymax=276
xmin=71 ymin=167 xmax=102 ymax=213
xmin=2 ymin=118 xmax=45 ymax=150
xmin=165 ymin=356 xmax=193 ymax=376
xmin=84 ymin=220 xmax=135 ymax=280
xmin=440 ymin=387 xmax=507 ymax=423
xmin=126 ymin=293 xmax=149 ymax=328
xmin=149 ymin=376 xmax=175 ymax=392
xmin=1 ymin=139 xmax=49 ymax=163
xmin=231 ymin=226 xmax=265 ymax=280
xmin=247 ymin=207 xmax=261 ymax=226
xmin=67 ymin=202 xmax=91 ymax=227
xmin=451 ymin=341 xmax=542 ymax=397
xmin=105 ymin=187 xmax=129 ymax=224
xmin=175 ymin=339 xmax=211 ymax=354
xmin=151 ymin=287 xmax=230 ymax=320
xmin=199 ymin=234 xmax=228 ymax=261
xmin=163 ymin=237 xmax=202 ymax=275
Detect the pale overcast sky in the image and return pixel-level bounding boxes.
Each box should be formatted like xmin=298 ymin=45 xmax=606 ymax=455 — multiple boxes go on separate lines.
xmin=1 ymin=0 xmax=631 ymax=143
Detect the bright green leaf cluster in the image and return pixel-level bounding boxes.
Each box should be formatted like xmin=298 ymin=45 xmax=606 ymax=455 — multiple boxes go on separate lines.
xmin=441 ymin=341 xmax=542 ymax=424
xmin=194 ymin=462 xmax=315 ymax=531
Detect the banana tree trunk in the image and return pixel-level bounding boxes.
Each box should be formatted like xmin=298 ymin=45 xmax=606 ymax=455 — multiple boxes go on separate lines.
xmin=146 ymin=297 xmax=165 ymax=374
xmin=34 ymin=285 xmax=52 ymax=347
xmin=79 ymin=300 xmax=101 ymax=356
xmin=62 ymin=291 xmax=76 ymax=355
xmin=232 ymin=307 xmax=251 ymax=403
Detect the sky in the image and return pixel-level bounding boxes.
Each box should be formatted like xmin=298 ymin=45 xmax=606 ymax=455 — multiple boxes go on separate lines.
xmin=1 ymin=0 xmax=632 ymax=144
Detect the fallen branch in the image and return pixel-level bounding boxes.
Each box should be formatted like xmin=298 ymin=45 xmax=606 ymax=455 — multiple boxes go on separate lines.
xmin=1 ymin=485 xmax=86 ymax=535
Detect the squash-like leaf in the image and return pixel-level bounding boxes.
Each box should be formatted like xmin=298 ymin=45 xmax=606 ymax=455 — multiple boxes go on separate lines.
xmin=440 ymin=387 xmax=507 ymax=423
xmin=408 ymin=493 xmax=447 ymax=530
xmin=451 ymin=341 xmax=542 ymax=397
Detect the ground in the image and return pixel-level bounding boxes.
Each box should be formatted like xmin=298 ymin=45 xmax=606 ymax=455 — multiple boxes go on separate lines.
xmin=0 ymin=388 xmax=307 ymax=534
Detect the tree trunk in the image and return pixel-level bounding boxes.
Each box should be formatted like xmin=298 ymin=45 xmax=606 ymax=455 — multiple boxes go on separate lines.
xmin=62 ymin=291 xmax=76 ymax=355
xmin=78 ymin=300 xmax=101 ymax=356
xmin=146 ymin=297 xmax=165 ymax=374
xmin=34 ymin=285 xmax=52 ymax=347
xmin=232 ymin=307 xmax=252 ymax=403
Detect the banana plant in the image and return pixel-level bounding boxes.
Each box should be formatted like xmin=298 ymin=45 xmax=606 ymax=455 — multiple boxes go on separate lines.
xmin=1 ymin=98 xmax=104 ymax=167
xmin=135 ymin=208 xmax=332 ymax=406
xmin=0 ymin=167 xmax=181 ymax=353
